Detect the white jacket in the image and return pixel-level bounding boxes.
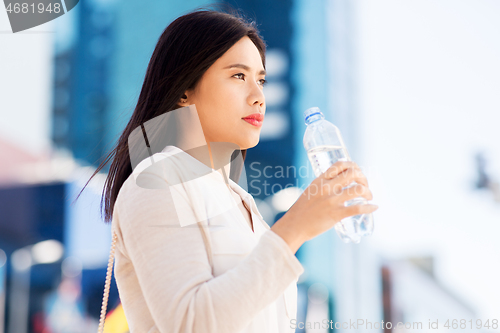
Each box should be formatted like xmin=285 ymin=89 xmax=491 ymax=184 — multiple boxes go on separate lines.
xmin=112 ymin=145 xmax=305 ymax=333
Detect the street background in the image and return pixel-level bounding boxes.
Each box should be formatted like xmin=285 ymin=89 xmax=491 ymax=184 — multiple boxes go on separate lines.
xmin=1 ymin=0 xmax=499 ymax=332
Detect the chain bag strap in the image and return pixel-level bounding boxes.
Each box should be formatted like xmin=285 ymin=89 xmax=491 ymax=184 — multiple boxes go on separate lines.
xmin=97 ymin=223 xmax=214 ymax=333
xmin=97 ymin=230 xmax=118 ymax=333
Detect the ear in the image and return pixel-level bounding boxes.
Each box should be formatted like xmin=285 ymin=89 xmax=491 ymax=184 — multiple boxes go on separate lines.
xmin=179 ymin=87 xmax=197 ymax=107
xmin=177 ymin=92 xmax=188 ymax=106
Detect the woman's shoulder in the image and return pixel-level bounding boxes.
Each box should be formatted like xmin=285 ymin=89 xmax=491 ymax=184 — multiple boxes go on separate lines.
xmin=114 ymin=153 xmax=179 ymax=219
xmin=113 ymin=151 xmax=213 ymax=227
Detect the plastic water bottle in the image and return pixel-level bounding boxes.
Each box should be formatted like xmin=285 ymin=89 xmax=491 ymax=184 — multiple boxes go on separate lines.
xmin=303 ymin=106 xmax=374 ymax=244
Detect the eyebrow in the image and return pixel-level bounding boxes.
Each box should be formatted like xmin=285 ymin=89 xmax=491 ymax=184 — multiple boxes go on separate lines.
xmin=224 ymin=63 xmax=266 ymax=75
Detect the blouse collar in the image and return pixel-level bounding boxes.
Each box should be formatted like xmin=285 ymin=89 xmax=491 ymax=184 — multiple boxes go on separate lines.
xmin=160 ymin=145 xmax=264 ymax=220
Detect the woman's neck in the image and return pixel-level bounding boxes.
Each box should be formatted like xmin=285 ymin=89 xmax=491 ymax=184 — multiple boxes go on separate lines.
xmin=182 ymin=141 xmax=235 ymax=184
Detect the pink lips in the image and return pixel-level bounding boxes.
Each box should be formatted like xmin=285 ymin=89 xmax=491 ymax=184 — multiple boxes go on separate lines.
xmin=242 ymin=113 xmax=264 ymax=127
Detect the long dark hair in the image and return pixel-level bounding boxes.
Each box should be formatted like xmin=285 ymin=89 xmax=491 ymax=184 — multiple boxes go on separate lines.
xmin=78 ymin=5 xmax=267 ymax=223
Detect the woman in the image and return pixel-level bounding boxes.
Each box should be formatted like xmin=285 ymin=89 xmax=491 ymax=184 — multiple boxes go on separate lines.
xmin=83 ymin=7 xmax=378 ymax=333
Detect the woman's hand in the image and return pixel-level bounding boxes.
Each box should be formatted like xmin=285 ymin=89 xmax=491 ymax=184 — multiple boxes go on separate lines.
xmin=270 ymin=160 xmax=379 ymax=253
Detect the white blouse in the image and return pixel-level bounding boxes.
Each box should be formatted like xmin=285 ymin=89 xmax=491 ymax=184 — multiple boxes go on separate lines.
xmin=112 ymin=145 xmax=304 ymax=333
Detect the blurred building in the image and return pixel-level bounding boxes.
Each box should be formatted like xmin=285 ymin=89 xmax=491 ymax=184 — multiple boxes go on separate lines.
xmin=0 ymin=136 xmax=116 ymax=331
xmin=382 ymin=257 xmax=477 ymax=333
xmin=51 ymin=0 xmax=114 ymax=167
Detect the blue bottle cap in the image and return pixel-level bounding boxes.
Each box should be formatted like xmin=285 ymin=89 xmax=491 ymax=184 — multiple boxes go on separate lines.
xmin=304 ymin=107 xmax=323 ymax=122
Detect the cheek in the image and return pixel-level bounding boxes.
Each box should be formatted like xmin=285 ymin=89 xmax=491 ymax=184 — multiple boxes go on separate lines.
xmin=198 ymin=83 xmax=241 ymax=132
xmin=196 ymin=77 xmax=257 ymax=144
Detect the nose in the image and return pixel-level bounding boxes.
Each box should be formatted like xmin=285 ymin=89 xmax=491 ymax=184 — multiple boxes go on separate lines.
xmin=247 ymin=82 xmax=265 ymax=109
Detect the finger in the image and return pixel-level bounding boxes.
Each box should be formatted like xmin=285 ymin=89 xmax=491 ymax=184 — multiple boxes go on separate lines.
xmin=340 ymin=203 xmax=378 ymax=220
xmin=330 ymin=167 xmax=369 ymax=189
xmin=323 ymin=160 xmax=360 ymax=180
xmin=337 ymin=183 xmax=373 ymax=204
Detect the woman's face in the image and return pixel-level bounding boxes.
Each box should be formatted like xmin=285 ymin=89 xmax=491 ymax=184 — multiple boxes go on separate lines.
xmin=182 ymin=36 xmax=266 ymax=150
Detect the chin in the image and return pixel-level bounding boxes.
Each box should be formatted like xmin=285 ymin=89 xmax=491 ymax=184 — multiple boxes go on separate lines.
xmin=239 ymin=137 xmax=260 ymax=150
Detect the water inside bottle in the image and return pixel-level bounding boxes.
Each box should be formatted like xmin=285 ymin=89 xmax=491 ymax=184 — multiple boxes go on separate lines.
xmin=306 ymin=145 xmax=350 ymax=178
xmin=306 ymin=144 xmax=373 ymax=243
